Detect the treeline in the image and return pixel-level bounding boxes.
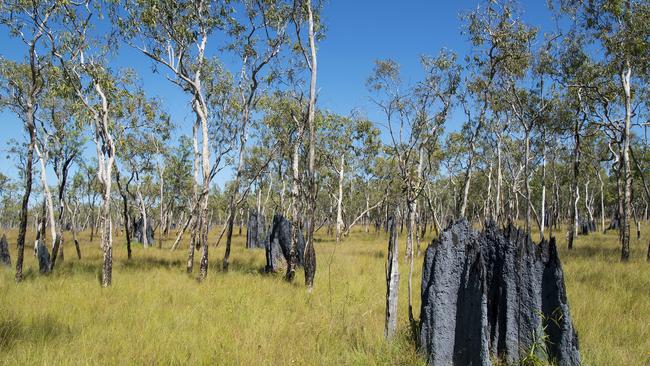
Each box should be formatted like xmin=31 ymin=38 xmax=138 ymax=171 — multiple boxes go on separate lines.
xmin=0 ymin=0 xmax=648 ymax=288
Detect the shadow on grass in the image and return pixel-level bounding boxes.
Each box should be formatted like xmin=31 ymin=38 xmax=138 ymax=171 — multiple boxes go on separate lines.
xmin=565 ymin=245 xmax=621 ymax=259
xmin=215 ymin=256 xmax=266 ymax=275
xmin=0 ymin=313 xmax=72 ymax=350
xmin=119 ymin=256 xmax=184 ymax=271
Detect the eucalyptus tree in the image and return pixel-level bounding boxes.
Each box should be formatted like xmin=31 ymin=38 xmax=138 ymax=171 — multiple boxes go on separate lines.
xmin=290 ymin=0 xmax=321 ymax=291
xmin=317 ymin=113 xmax=376 ymax=243
xmin=36 ymin=73 xmax=85 ymax=269
xmin=458 ymin=0 xmax=536 ymax=218
xmin=256 ymin=93 xmax=298 ymax=217
xmin=550 ymin=36 xmax=591 ymax=249
xmin=503 ymin=40 xmax=558 ymax=234
xmin=367 ymin=50 xmax=460 ymax=326
xmin=221 ymin=0 xmax=290 ymax=272
xmin=0 ymin=0 xmax=61 ymax=282
xmin=253 ymin=72 xmax=305 ymax=282
xmin=115 ymin=95 xmax=170 ymax=249
xmin=558 ymin=0 xmax=650 ymax=260
xmin=116 ymin=0 xmax=235 ymax=279
xmin=44 ymin=2 xmax=156 ymax=286
xmin=322 ymin=114 xmax=352 ymax=243
xmin=338 ymin=115 xmax=382 ymax=237
xmin=162 ymin=136 xmax=194 ymax=236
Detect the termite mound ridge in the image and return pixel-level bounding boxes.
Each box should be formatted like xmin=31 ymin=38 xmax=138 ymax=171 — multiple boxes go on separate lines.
xmin=133 ymin=216 xmax=154 ymax=245
xmin=0 ymin=234 xmax=10 ymax=266
xmin=246 ymin=211 xmax=268 ymax=249
xmin=36 ymin=239 xmax=50 ymax=274
xmin=265 ymin=214 xmax=305 ymax=272
xmin=578 ymin=217 xmax=596 ymax=235
xmin=419 ymin=219 xmax=580 ymax=366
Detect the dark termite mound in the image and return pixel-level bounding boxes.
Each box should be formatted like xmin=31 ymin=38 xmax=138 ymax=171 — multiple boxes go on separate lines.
xmin=265 ymin=214 xmax=305 ymax=272
xmin=36 ymin=239 xmax=50 ymax=274
xmin=246 ymin=211 xmax=268 ymax=249
xmin=133 ymin=216 xmax=154 ymax=245
xmin=0 ymin=234 xmax=10 ymax=266
xmin=578 ymin=217 xmax=596 ymax=235
xmin=419 ymin=219 xmax=580 ymax=366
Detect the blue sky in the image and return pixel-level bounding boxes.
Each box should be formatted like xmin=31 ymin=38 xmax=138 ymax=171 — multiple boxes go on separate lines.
xmin=0 ymin=0 xmax=556 ymax=186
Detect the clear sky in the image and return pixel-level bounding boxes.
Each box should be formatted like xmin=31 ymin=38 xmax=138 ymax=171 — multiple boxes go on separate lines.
xmin=0 ymin=0 xmax=556 ymax=186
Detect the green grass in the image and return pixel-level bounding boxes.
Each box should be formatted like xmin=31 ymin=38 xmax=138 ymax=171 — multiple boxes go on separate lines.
xmin=0 ymin=225 xmax=648 ymax=365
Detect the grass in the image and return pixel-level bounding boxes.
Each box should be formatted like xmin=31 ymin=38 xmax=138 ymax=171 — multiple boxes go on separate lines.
xmin=0 ymin=224 xmax=648 ymax=365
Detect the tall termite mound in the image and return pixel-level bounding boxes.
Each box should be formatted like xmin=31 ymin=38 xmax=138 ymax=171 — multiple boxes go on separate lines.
xmin=419 ymin=219 xmax=580 ymax=366
xmin=264 ymin=214 xmax=306 ymax=272
xmin=133 ymin=216 xmax=154 ymax=245
xmin=246 ymin=211 xmax=268 ymax=249
xmin=0 ymin=234 xmax=11 ymax=266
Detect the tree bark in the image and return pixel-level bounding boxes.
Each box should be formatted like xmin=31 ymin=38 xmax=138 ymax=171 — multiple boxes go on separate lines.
xmin=135 ymin=178 xmax=148 ymax=248
xmin=197 ymin=96 xmax=211 ymax=281
xmin=496 ymin=134 xmax=502 ymax=222
xmin=540 ymin=128 xmax=547 ymax=239
xmin=115 ymin=168 xmax=132 ymax=259
xmin=621 ymin=62 xmax=632 ymax=261
xmin=286 ymin=121 xmax=303 ymax=282
xmin=15 ymin=120 xmax=35 ymax=282
xmin=568 ymin=120 xmax=580 ymax=250
xmin=524 ymin=129 xmax=531 ymax=233
xmin=303 ymin=0 xmax=319 ymax=291
xmin=94 ymin=83 xmax=116 ymax=288
xmin=34 ymin=143 xmax=58 ymax=268
xmin=597 ymin=171 xmax=606 ymax=233
xmin=158 ymin=159 xmax=165 ymax=248
xmin=335 ymin=155 xmax=345 ymax=243
xmin=385 ymin=215 xmax=399 ymax=340
xmin=50 ymin=152 xmax=75 ymax=270
xmin=459 ymin=146 xmax=474 ymax=219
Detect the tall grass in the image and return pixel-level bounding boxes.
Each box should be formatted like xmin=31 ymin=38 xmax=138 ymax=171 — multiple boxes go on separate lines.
xmin=0 ymin=224 xmax=648 ymax=365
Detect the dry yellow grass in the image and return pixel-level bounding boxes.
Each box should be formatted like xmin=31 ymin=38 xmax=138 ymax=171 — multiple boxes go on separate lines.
xmin=0 ymin=224 xmax=648 ymax=365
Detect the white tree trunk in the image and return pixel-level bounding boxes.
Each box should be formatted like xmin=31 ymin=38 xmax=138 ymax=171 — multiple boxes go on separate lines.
xmin=34 ymin=143 xmax=57 ymax=250
xmin=385 ymin=216 xmax=399 ymax=340
xmin=336 ymin=155 xmax=345 ymax=243
xmin=136 ymin=181 xmax=148 ymax=248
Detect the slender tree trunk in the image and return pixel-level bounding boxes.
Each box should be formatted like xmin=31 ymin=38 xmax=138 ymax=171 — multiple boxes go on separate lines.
xmin=385 ymin=215 xmax=399 ymax=340
xmin=34 ymin=143 xmax=58 ymax=267
xmin=406 ymin=198 xmax=416 ymax=328
xmin=223 ymin=203 xmax=236 ymax=270
xmin=486 ymin=162 xmax=492 ymax=220
xmin=336 ymin=155 xmax=345 ymax=243
xmin=94 ymin=84 xmax=116 ymax=288
xmin=286 ymin=126 xmax=302 ymax=282
xmin=301 ymin=0 xmax=319 ymax=291
xmin=568 ymin=123 xmax=580 ymax=250
xmin=460 ymin=146 xmax=475 ymax=218
xmin=136 ymin=180 xmax=148 ymax=248
xmin=621 ymin=63 xmax=632 ymax=261
xmin=524 ymin=129 xmax=531 ymax=233
xmin=50 ymin=155 xmax=74 ymax=270
xmin=187 ymin=121 xmax=200 ymax=272
xmin=66 ymin=202 xmax=81 ymax=259
xmin=597 ymin=171 xmax=606 ymax=233
xmin=197 ymin=97 xmax=211 ymax=281
xmin=115 ymin=169 xmax=132 ymax=259
xmin=496 ymin=134 xmax=502 ymax=222
xmin=365 ymin=192 xmax=370 ymax=233
xmin=15 ymin=120 xmax=35 ymax=282
xmin=540 ymin=129 xmax=547 ymax=239
xmin=158 ymin=161 xmax=165 ymax=248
